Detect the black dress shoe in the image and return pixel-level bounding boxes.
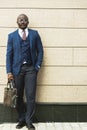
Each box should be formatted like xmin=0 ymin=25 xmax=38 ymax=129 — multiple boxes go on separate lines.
xmin=27 ymin=123 xmax=35 ymax=130
xmin=16 ymin=121 xmax=26 ymax=129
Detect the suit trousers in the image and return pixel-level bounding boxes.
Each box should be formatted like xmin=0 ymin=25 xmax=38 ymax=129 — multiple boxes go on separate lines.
xmin=14 ymin=64 xmax=37 ymax=124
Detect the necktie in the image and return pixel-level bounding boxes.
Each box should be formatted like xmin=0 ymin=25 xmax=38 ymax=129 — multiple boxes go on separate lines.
xmin=22 ymin=31 xmax=26 ymax=40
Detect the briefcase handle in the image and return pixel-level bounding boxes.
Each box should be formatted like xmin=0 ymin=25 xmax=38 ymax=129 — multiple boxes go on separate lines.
xmin=7 ymin=79 xmax=15 ymax=89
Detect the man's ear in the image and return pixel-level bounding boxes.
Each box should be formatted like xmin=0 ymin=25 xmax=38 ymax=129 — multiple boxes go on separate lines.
xmin=28 ymin=21 xmax=29 ymax=25
xmin=17 ymin=21 xmax=18 ymax=24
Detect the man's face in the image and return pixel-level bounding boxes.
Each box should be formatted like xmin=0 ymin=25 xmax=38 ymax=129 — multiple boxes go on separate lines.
xmin=17 ymin=14 xmax=29 ymax=30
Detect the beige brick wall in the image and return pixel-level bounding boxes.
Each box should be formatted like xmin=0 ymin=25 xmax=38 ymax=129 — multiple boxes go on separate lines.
xmin=0 ymin=0 xmax=87 ymax=103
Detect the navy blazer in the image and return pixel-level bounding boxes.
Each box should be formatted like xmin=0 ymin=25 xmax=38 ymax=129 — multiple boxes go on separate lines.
xmin=6 ymin=29 xmax=43 ymax=76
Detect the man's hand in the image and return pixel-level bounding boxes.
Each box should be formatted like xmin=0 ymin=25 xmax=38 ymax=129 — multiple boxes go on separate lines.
xmin=8 ymin=73 xmax=14 ymax=81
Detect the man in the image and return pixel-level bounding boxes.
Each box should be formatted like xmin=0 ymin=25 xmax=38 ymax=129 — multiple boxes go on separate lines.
xmin=6 ymin=14 xmax=43 ymax=130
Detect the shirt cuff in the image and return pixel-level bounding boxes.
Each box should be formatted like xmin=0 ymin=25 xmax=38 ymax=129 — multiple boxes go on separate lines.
xmin=35 ymin=65 xmax=40 ymax=71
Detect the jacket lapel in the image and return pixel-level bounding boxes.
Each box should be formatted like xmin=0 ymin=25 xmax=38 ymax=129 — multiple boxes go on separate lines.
xmin=28 ymin=29 xmax=33 ymax=50
xmin=16 ymin=30 xmax=22 ymax=44
xmin=14 ymin=30 xmax=22 ymax=52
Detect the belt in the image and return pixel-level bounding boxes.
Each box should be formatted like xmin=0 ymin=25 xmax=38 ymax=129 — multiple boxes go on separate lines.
xmin=21 ymin=63 xmax=32 ymax=67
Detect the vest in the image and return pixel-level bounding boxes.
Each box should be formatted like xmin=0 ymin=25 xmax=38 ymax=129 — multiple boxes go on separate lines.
xmin=20 ymin=35 xmax=32 ymax=65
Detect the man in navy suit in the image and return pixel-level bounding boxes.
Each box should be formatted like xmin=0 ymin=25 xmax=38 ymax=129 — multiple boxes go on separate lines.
xmin=6 ymin=14 xmax=43 ymax=130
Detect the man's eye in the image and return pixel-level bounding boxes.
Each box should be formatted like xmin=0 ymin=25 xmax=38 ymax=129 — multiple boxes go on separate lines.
xmin=18 ymin=19 xmax=27 ymax=22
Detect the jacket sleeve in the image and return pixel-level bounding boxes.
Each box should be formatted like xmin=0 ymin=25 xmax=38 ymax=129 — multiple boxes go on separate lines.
xmin=6 ymin=34 xmax=13 ymax=73
xmin=35 ymin=31 xmax=43 ymax=71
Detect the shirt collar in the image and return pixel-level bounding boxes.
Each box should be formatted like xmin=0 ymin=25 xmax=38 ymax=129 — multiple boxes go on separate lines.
xmin=18 ymin=28 xmax=29 ymax=37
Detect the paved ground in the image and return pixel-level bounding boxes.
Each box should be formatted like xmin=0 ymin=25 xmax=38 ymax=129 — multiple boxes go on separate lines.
xmin=0 ymin=123 xmax=87 ymax=130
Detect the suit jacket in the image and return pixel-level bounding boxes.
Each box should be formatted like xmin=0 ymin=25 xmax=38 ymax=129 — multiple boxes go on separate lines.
xmin=6 ymin=28 xmax=43 ymax=76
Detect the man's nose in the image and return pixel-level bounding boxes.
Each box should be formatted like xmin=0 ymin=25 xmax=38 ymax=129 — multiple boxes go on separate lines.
xmin=21 ymin=20 xmax=25 ymax=23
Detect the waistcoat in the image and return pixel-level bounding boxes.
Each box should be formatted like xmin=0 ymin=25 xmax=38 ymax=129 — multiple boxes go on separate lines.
xmin=20 ymin=35 xmax=32 ymax=64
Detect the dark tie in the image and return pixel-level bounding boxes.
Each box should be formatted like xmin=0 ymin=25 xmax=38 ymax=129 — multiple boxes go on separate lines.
xmin=22 ymin=31 xmax=26 ymax=40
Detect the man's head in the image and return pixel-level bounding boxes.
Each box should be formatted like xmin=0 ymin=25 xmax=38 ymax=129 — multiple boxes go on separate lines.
xmin=17 ymin=14 xmax=29 ymax=30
